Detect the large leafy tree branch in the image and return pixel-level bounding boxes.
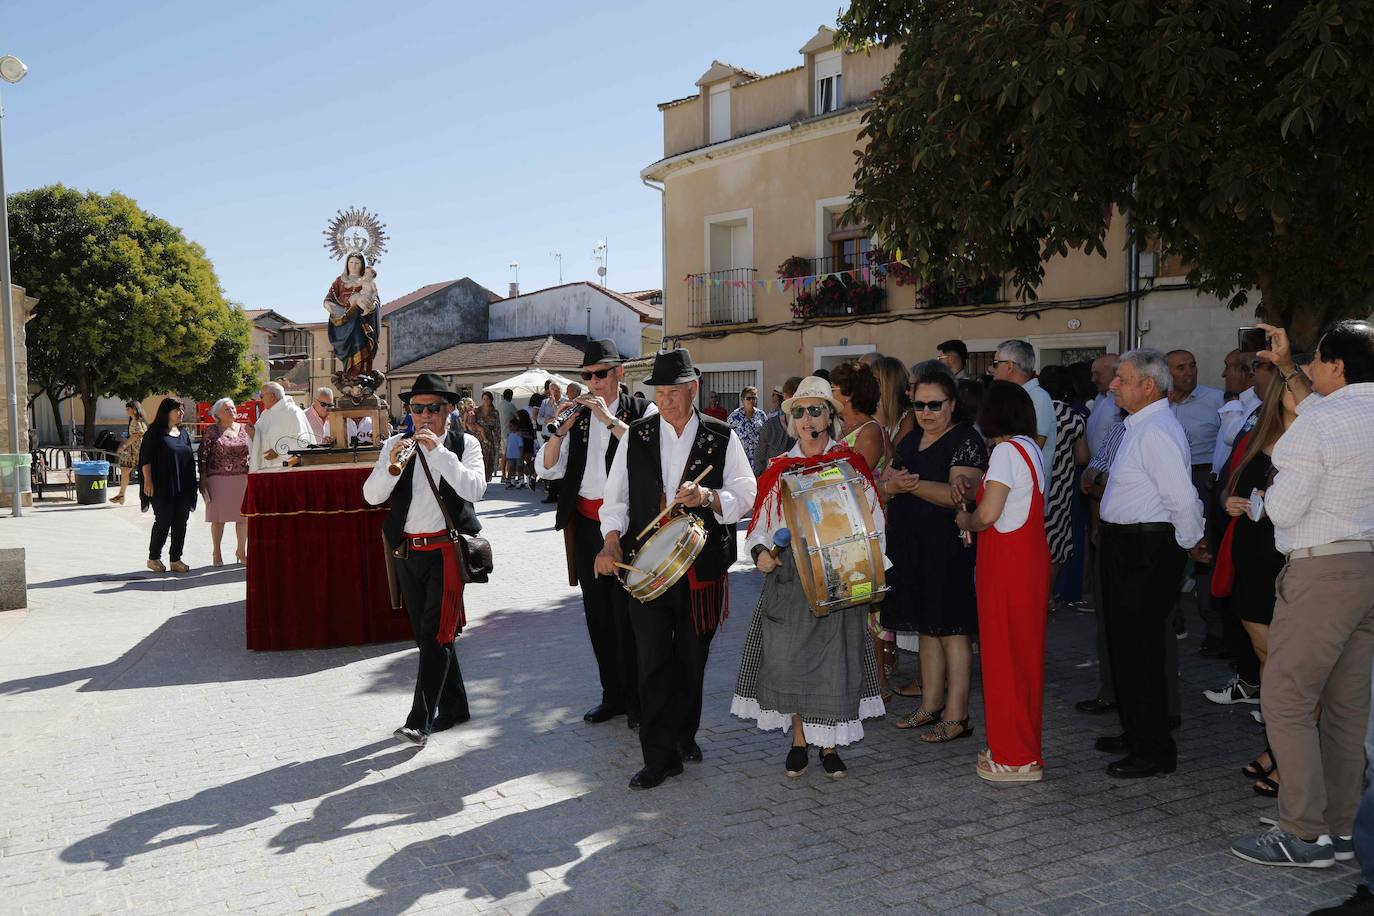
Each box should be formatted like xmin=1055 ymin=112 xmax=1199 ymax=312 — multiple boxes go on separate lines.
xmin=7 ymin=185 xmax=261 ymax=445
xmin=837 ymin=0 xmax=1374 ymax=347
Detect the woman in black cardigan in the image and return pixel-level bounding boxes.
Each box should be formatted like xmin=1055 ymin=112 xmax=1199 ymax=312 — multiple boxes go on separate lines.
xmin=139 ymin=397 xmax=198 ymax=572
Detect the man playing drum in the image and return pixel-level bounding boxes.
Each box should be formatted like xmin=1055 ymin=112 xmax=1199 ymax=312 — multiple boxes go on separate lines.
xmin=731 ymin=376 xmax=887 ymax=778
xmin=595 ymin=349 xmax=757 ymax=790
xmin=537 ymin=339 xmax=654 ymax=729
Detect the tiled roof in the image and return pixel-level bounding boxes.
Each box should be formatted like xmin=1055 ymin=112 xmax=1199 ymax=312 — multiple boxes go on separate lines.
xmin=620 ymin=288 xmax=664 ymax=301
xmin=378 ymin=278 xmax=502 ymax=318
xmin=390 ymin=334 xmax=588 ymax=376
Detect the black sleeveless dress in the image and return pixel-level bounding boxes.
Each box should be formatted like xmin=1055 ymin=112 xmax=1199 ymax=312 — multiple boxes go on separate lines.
xmin=1229 ymin=452 xmax=1284 ymax=625
xmin=881 ymin=423 xmax=988 ymax=636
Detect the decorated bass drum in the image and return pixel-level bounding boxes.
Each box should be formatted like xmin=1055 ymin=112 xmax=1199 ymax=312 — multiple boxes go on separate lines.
xmin=780 ymin=458 xmax=888 ymax=617
xmin=622 ymin=512 xmax=706 ymax=603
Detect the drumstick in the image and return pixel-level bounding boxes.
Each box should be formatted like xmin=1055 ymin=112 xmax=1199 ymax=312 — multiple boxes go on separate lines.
xmin=636 ymin=464 xmax=714 ymax=541
xmin=614 ymin=562 xmax=652 ymax=577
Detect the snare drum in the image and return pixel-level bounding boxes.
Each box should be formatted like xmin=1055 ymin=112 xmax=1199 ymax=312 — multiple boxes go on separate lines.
xmin=622 ymin=512 xmax=707 ymax=603
xmin=780 ymin=458 xmax=888 ymax=616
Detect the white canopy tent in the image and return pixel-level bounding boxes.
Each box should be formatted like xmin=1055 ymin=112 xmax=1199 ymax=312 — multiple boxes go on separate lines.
xmin=482 ymin=368 xmax=575 ymax=400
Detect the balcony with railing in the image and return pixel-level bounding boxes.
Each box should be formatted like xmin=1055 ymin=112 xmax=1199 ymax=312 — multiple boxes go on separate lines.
xmin=687 ymin=267 xmax=757 ymax=327
xmin=784 ymin=255 xmax=889 ymax=320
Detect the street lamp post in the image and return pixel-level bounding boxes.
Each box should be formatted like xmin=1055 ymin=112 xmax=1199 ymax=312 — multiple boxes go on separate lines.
xmin=0 ymin=54 xmax=28 ymax=518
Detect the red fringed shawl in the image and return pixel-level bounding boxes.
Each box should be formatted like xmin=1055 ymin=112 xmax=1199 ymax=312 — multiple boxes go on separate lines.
xmin=746 ymin=443 xmax=880 ymax=539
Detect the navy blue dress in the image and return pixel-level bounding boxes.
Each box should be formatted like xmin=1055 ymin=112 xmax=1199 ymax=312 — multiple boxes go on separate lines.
xmin=881 ymin=423 xmax=987 ymax=637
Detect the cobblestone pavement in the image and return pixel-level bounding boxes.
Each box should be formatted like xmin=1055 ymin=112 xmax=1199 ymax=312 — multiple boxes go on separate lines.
xmin=0 ymin=483 xmax=1358 ymax=914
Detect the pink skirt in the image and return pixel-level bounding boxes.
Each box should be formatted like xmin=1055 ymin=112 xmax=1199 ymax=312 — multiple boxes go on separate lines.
xmin=205 ymin=474 xmax=248 ymax=524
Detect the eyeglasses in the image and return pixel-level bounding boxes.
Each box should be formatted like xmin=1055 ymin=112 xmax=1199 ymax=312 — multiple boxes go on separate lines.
xmin=581 ymin=368 xmax=613 ymax=381
xmin=912 ymin=399 xmax=949 ymax=412
xmin=743 ymin=396 xmax=757 ymax=401
xmin=988 ymin=359 xmax=1009 ymax=369
xmin=410 ymin=403 xmax=447 ymax=415
xmin=790 ymin=405 xmax=828 ymax=419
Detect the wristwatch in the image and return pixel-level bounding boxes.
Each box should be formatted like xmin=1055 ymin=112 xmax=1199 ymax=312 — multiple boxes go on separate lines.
xmin=700 ymin=487 xmax=714 ymax=508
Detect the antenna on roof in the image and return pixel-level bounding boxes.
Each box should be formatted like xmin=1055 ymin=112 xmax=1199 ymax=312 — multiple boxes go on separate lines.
xmin=592 ymin=240 xmax=608 ymax=287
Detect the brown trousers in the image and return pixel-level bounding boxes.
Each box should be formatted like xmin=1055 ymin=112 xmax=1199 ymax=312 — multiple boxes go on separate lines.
xmin=1264 ymin=552 xmax=1374 ymax=838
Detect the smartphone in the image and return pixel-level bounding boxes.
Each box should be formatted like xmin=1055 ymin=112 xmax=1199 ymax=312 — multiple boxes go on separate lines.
xmin=1238 ymin=327 xmax=1268 ymax=353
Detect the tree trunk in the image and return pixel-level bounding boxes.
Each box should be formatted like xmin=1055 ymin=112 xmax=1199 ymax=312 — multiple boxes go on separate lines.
xmin=44 ymin=389 xmax=68 ymax=446
xmin=81 ymin=390 xmax=98 ymax=450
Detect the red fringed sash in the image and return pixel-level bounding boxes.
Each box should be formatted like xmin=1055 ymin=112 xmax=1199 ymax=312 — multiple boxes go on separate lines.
xmin=407 ymin=530 xmax=467 ymax=644
xmin=686 ymin=566 xmax=728 ymax=635
xmin=1210 ymin=429 xmax=1254 ymax=600
xmin=746 ymin=444 xmax=878 ymax=539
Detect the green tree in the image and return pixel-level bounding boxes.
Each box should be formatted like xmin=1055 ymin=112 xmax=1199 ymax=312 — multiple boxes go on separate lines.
xmin=7 ymin=185 xmax=261 ymax=445
xmin=837 ymin=0 xmax=1374 ymax=347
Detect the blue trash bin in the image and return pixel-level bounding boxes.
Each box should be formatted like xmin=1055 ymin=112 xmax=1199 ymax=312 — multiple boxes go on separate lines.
xmin=74 ymin=460 xmax=111 ymax=505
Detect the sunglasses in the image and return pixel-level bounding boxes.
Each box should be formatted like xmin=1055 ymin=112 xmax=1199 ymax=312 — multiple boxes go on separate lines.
xmin=790 ymin=405 xmax=828 ymax=419
xmin=744 ymin=396 xmax=757 ymax=401
xmin=581 ymin=368 xmax=613 ymax=381
xmin=410 ymin=403 xmax=448 ymax=415
xmin=912 ymin=399 xmax=949 ymax=412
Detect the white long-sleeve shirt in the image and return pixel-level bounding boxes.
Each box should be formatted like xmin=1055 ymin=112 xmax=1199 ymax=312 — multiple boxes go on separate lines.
xmin=249 ymin=399 xmax=315 ymax=472
xmin=744 ymin=440 xmax=889 ymax=567
xmin=1266 ymin=383 xmax=1374 ymax=554
xmin=1211 ymin=388 xmax=1261 ymax=475
xmin=536 ymin=399 xmax=659 ymax=499
xmin=363 ymin=432 xmax=486 ymax=533
xmin=600 ymin=411 xmax=756 ymax=540
xmin=1100 ymin=397 xmax=1205 ymax=549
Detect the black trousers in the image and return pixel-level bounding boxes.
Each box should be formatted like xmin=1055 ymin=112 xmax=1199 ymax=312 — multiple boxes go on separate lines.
xmin=149 ymin=504 xmax=192 ymax=562
xmin=396 ymin=548 xmax=470 ymax=732
xmin=1183 ymin=465 xmax=1223 ymax=641
xmin=1101 ymin=522 xmax=1188 ymax=763
xmin=573 ymin=513 xmax=639 ymax=716
xmin=629 ymin=577 xmax=718 ymax=773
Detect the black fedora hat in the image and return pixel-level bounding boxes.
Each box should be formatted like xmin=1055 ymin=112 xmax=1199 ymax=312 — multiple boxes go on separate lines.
xmin=581 ymin=338 xmax=624 ymax=368
xmin=400 ymin=372 xmax=460 ymax=403
xmin=645 ymin=348 xmax=701 ymax=386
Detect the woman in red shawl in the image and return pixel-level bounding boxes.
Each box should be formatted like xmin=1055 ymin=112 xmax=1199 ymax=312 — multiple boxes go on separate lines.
xmin=730 ymin=376 xmax=886 ymax=780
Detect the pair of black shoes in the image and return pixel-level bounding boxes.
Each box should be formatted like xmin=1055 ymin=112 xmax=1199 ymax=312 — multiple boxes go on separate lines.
xmin=583 ymin=703 xmax=641 ymax=729
xmin=1094 ymin=734 xmax=1176 ymax=777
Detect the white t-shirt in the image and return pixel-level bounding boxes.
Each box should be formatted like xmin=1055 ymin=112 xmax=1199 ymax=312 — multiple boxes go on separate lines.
xmin=984 ymin=436 xmax=1045 ymax=533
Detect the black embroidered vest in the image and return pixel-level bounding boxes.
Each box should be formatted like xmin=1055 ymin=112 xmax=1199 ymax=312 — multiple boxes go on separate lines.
xmin=624 ymin=412 xmax=736 ymax=582
xmin=554 ymin=387 xmax=647 ymax=531
xmin=382 ymin=430 xmax=482 ymax=549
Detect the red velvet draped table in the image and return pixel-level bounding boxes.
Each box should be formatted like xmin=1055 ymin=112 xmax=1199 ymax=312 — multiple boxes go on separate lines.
xmin=242 ymin=465 xmax=411 ymax=650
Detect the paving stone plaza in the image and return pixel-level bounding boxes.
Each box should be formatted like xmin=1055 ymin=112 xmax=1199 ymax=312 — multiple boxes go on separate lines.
xmin=0 ymin=488 xmax=1358 ymax=914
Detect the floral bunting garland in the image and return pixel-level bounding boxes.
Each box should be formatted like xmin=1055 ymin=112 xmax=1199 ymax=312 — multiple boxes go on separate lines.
xmin=684 ymin=255 xmax=915 ymax=291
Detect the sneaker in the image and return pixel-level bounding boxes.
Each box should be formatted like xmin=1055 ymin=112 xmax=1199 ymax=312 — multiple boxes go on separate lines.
xmin=784 ymin=745 xmax=808 ymax=778
xmin=1204 ymin=676 xmax=1260 ymax=705
xmin=1310 ymin=884 xmax=1374 ymax=915
xmin=820 ymin=749 xmax=847 ymax=779
xmin=1258 ymin=820 xmax=1354 ymax=863
xmin=1230 ymin=827 xmax=1335 ymax=868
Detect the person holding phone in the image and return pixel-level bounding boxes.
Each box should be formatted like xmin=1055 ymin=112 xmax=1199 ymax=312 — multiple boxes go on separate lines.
xmin=1210 ymin=363 xmax=1297 ymax=798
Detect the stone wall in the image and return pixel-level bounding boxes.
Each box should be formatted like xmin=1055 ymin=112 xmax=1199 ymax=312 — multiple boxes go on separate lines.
xmin=387 ymin=279 xmax=492 ymax=369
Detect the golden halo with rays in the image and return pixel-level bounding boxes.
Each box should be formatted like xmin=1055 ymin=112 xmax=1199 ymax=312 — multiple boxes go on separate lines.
xmin=323 ymin=207 xmax=390 ymax=264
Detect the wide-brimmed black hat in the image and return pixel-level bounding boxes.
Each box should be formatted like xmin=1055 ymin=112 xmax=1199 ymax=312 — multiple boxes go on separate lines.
xmin=581 ymin=338 xmax=624 ymax=368
xmin=400 ymin=372 xmax=460 ymax=403
xmin=645 ymin=348 xmax=701 ymax=386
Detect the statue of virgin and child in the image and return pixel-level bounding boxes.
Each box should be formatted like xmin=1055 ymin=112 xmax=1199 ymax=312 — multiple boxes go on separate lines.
xmin=323 ymin=252 xmax=383 ymax=396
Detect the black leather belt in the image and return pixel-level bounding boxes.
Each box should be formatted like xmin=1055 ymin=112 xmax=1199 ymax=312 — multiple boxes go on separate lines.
xmin=406 ymin=533 xmax=452 ymax=549
xmin=1100 ymin=521 xmax=1174 ymax=534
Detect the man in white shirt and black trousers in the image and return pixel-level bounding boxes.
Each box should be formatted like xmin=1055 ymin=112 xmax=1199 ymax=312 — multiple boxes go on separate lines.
xmin=364 ymin=373 xmax=487 ymax=748
xmin=1096 ymin=349 xmax=1209 ymax=779
xmin=595 ymin=349 xmax=757 ymax=789
xmin=537 ymin=339 xmax=654 ymax=729
xmin=1231 ymin=320 xmax=1374 ymax=874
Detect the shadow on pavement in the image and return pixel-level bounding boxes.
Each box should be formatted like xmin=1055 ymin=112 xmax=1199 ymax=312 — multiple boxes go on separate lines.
xmin=60 ymin=740 xmax=417 ymax=870
xmin=0 ymin=600 xmax=408 ymax=695
xmin=30 ymin=566 xmax=246 ymax=592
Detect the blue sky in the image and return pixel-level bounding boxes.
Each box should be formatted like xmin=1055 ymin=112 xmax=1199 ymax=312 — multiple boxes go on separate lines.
xmin=4 ymin=0 xmax=846 ymax=322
